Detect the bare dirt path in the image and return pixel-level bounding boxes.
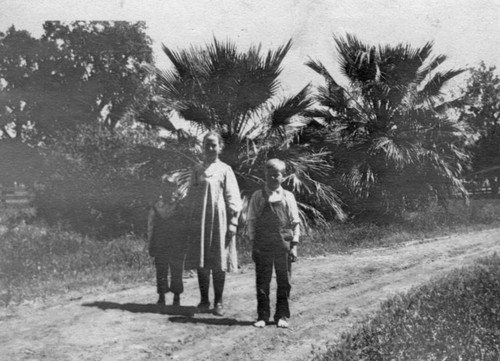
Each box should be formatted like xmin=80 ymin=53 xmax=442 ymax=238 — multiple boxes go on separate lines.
xmin=1 ymin=228 xmax=500 ymax=361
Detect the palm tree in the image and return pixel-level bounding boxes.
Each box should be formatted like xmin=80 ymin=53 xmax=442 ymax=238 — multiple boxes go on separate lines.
xmin=143 ymin=37 xmax=346 ymax=225
xmin=305 ymin=34 xmax=469 ymax=217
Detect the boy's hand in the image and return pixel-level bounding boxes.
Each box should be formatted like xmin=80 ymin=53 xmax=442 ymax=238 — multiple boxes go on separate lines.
xmin=289 ymin=247 xmax=297 ymax=263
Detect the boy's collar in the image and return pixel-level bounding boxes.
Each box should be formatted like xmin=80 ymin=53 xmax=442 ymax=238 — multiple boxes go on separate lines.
xmin=264 ymin=185 xmax=283 ymax=196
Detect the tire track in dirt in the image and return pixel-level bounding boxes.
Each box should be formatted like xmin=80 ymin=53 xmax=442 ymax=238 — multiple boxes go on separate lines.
xmin=1 ymin=228 xmax=499 ymax=361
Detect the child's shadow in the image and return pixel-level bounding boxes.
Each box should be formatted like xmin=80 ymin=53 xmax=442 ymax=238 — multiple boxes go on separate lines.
xmin=82 ymin=301 xmax=197 ymax=316
xmin=168 ymin=316 xmax=254 ymax=326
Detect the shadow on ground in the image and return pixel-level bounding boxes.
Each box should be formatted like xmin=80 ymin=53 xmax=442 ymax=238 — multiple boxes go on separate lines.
xmin=168 ymin=316 xmax=254 ymax=326
xmin=82 ymin=301 xmax=197 ymax=316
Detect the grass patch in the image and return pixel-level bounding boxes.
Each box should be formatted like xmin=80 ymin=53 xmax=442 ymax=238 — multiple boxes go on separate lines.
xmin=314 ymin=254 xmax=500 ymax=361
xmin=0 ymin=222 xmax=153 ymax=307
xmin=299 ymin=198 xmax=500 ymax=257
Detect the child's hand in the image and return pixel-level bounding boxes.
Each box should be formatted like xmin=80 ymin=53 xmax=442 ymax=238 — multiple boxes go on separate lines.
xmin=289 ymin=247 xmax=297 ymax=263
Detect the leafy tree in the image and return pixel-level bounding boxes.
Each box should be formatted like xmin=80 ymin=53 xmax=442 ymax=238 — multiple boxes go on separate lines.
xmin=458 ymin=62 xmax=500 ymax=195
xmin=306 ymin=34 xmax=469 ymax=218
xmin=0 ymin=22 xmax=153 ymax=143
xmin=0 ymin=23 xmax=165 ymax=236
xmin=143 ymin=38 xmax=346 ymax=224
xmin=0 ymin=26 xmax=55 ymax=140
xmin=42 ymin=21 xmax=154 ymax=129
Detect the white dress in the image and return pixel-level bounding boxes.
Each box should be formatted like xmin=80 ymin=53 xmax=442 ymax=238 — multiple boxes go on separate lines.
xmin=186 ymin=160 xmax=242 ymax=272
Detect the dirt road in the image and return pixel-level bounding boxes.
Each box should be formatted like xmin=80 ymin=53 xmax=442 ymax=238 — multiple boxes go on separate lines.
xmin=1 ymin=228 xmax=499 ymax=361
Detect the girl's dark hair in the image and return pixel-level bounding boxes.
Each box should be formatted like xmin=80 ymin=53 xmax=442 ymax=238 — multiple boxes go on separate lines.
xmin=203 ymin=131 xmax=224 ymax=149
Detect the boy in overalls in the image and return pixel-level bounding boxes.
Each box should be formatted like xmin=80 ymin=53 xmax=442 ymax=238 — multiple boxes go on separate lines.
xmin=247 ymin=159 xmax=300 ymax=328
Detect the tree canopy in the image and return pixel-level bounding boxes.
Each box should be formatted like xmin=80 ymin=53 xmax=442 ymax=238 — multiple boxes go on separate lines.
xmin=458 ymin=62 xmax=500 ymax=194
xmin=306 ymin=34 xmax=469 ymax=217
xmin=0 ymin=21 xmax=153 ymax=143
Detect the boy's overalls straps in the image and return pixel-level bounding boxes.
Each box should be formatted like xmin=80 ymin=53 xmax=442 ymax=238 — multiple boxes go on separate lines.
xmin=254 ymin=189 xmax=291 ymax=253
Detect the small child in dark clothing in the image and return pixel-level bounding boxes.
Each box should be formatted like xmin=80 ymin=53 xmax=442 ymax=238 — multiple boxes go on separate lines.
xmin=247 ymin=159 xmax=301 ymax=328
xmin=147 ymin=187 xmax=186 ymax=306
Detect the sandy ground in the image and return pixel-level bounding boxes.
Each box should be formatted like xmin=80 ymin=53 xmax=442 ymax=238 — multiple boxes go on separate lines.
xmin=1 ymin=228 xmax=500 ymax=361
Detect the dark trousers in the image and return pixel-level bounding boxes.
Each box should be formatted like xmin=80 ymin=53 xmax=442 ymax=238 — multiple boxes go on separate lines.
xmin=197 ymin=267 xmax=226 ymax=305
xmin=155 ymin=258 xmax=184 ymax=295
xmin=255 ymin=251 xmax=292 ymax=322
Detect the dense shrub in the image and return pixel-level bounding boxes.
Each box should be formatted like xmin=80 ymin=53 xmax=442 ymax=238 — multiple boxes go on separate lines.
xmin=33 ymin=124 xmax=188 ymax=237
xmin=315 ymin=255 xmax=500 ymax=361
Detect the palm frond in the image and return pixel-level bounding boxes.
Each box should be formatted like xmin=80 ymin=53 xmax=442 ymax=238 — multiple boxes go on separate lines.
xmin=415 ymin=41 xmax=434 ymax=63
xmin=377 ymin=42 xmax=423 ymax=84
xmin=370 ymin=136 xmax=419 ymax=167
xmin=263 ymin=38 xmax=293 ymax=78
xmin=334 ymin=33 xmax=377 ymax=83
xmin=418 ymin=69 xmax=465 ymax=102
xmin=142 ymin=63 xmax=183 ymax=101
xmin=284 ymin=151 xmax=347 ymax=221
xmin=174 ymin=101 xmax=215 ymax=129
xmin=165 ymin=168 xmax=193 ymax=199
xmin=267 ymin=84 xmax=312 ymax=140
xmin=305 ymin=58 xmax=338 ymax=87
xmin=296 ymin=201 xmax=328 ymax=229
xmin=433 ymin=95 xmax=467 ymax=112
xmin=415 ymin=54 xmax=447 ymax=84
xmin=314 ymin=85 xmax=350 ymax=116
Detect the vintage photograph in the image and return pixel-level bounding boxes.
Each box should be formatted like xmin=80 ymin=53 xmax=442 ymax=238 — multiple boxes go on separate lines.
xmin=1 ymin=0 xmax=499 ymax=360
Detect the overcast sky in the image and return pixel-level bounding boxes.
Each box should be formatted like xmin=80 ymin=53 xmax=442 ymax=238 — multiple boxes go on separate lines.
xmin=1 ymin=0 xmax=499 ymax=95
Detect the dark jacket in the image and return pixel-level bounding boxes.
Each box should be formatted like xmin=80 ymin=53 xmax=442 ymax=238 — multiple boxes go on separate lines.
xmin=147 ymin=200 xmax=187 ymax=262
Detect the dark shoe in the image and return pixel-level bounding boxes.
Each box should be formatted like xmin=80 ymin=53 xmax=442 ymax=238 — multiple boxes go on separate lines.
xmin=157 ymin=294 xmax=166 ymax=305
xmin=197 ymin=301 xmax=210 ymax=313
xmin=173 ymin=294 xmax=180 ymax=307
xmin=213 ymin=302 xmax=225 ymax=316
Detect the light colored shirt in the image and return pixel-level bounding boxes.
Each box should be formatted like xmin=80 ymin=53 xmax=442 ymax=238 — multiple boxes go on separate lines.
xmin=247 ymin=186 xmax=300 ymax=243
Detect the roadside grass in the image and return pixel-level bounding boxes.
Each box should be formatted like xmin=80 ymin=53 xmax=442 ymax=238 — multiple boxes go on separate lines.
xmin=313 ymin=253 xmax=500 ymax=361
xmin=0 ymin=222 xmax=153 ymax=307
xmin=300 ymin=198 xmax=500 ymax=257
xmin=1 ymin=198 xmax=500 ymax=307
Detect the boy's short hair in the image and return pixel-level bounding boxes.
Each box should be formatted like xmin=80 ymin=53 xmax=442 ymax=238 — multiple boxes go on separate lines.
xmin=265 ymin=158 xmax=286 ymax=173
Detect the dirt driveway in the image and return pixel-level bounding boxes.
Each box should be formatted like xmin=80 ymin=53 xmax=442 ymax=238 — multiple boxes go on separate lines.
xmin=1 ymin=228 xmax=499 ymax=361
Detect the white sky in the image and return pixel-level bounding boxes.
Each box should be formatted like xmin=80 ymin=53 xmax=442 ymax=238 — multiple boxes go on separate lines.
xmin=1 ymin=0 xmax=499 ymax=95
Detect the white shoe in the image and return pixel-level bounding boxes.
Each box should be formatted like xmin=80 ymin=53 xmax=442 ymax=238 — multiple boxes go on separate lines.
xmin=277 ymin=319 xmax=289 ymax=328
xmin=253 ymin=320 xmax=266 ymax=328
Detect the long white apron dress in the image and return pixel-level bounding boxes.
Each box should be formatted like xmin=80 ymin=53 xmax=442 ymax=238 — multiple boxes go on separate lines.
xmin=186 ymin=160 xmax=242 ymax=272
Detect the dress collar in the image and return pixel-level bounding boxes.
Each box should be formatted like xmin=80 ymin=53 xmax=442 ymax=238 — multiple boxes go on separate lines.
xmin=202 ymin=159 xmax=221 ymax=177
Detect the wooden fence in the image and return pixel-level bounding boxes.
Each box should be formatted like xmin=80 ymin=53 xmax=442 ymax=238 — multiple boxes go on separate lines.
xmin=0 ymin=185 xmax=34 ymax=207
xmin=464 ymin=181 xmax=498 ymax=198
